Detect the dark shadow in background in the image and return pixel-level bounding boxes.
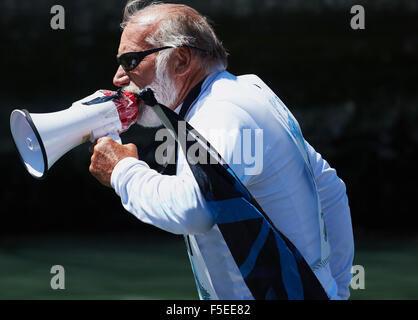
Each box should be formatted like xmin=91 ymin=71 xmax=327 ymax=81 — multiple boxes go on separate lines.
xmin=0 ymin=0 xmax=417 ymax=242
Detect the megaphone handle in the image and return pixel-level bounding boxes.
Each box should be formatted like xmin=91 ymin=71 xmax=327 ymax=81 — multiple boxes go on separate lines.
xmin=106 ymin=132 xmax=122 ymax=144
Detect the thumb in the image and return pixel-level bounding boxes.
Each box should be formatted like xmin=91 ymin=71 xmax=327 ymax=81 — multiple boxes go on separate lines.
xmin=126 ymin=143 xmax=138 ymax=153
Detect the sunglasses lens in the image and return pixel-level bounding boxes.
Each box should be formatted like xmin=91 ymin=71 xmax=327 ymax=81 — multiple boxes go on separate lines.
xmin=118 ymin=53 xmax=141 ymax=71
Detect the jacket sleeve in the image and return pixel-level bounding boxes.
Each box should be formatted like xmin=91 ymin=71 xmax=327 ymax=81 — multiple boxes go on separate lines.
xmin=305 ymin=140 xmax=355 ymax=300
xmin=111 ymin=157 xmax=215 ymax=235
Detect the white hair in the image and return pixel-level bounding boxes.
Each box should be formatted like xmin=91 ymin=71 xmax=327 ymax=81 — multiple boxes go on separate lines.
xmin=121 ymin=0 xmax=228 ymax=74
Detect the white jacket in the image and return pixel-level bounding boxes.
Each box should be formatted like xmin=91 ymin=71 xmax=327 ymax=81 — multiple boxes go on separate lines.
xmin=111 ymin=71 xmax=354 ymax=300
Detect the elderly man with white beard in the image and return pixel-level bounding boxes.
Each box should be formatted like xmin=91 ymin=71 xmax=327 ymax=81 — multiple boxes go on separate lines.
xmin=89 ymin=0 xmax=354 ymax=300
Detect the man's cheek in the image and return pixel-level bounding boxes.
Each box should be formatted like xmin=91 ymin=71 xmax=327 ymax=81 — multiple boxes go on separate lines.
xmin=130 ymin=71 xmax=152 ymax=90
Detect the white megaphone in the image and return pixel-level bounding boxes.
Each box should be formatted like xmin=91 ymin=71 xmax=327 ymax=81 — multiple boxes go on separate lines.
xmin=10 ymin=89 xmax=139 ymax=179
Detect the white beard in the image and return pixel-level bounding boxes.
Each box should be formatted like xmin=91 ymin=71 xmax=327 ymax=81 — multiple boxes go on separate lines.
xmin=123 ymin=63 xmax=178 ymax=128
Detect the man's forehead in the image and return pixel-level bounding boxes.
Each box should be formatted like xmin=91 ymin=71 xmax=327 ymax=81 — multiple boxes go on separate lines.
xmin=120 ymin=24 xmax=148 ymax=51
xmin=119 ymin=13 xmax=160 ymax=53
xmin=118 ymin=4 xmax=196 ymax=54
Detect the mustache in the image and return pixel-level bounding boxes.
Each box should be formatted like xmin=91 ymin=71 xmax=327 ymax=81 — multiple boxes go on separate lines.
xmin=121 ymin=84 xmax=142 ymax=95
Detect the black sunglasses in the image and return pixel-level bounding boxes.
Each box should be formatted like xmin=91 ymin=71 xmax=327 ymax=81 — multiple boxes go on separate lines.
xmin=117 ymin=45 xmax=207 ymax=72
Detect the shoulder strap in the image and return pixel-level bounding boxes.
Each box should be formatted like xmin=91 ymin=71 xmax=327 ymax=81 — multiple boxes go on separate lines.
xmin=179 ymin=79 xmax=205 ymax=119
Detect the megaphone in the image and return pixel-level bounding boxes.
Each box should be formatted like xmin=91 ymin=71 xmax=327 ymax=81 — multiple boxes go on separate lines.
xmin=10 ymin=89 xmax=139 ymax=179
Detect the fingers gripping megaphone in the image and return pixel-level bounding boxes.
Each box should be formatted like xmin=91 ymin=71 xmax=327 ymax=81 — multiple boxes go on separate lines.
xmin=10 ymin=90 xmax=139 ymax=179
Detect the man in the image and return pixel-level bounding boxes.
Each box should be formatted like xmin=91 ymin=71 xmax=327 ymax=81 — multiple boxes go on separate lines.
xmin=89 ymin=0 xmax=354 ymax=300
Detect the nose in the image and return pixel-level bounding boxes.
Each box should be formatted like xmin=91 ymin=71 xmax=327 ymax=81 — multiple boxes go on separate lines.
xmin=113 ymin=66 xmax=130 ymax=88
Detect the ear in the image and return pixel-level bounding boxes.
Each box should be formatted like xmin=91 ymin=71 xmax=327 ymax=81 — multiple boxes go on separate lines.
xmin=172 ymin=47 xmax=193 ymax=76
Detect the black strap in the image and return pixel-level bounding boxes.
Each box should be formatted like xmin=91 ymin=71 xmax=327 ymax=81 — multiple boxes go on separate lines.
xmin=177 ymin=80 xmax=205 ymax=252
xmin=157 ymin=79 xmax=205 ymax=175
xmin=179 ymin=79 xmax=205 ymax=119
xmin=174 ymin=79 xmax=205 ymax=171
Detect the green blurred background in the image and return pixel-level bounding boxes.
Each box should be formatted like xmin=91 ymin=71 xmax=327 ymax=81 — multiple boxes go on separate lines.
xmin=1 ymin=232 xmax=418 ymax=300
xmin=1 ymin=0 xmax=417 ymax=299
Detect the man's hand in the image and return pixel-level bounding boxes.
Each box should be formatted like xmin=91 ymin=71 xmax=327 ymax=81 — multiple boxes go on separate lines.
xmin=89 ymin=137 xmax=138 ymax=187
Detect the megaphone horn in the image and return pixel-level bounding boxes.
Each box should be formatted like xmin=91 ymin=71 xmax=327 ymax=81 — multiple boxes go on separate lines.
xmin=10 ymin=90 xmax=139 ymax=179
